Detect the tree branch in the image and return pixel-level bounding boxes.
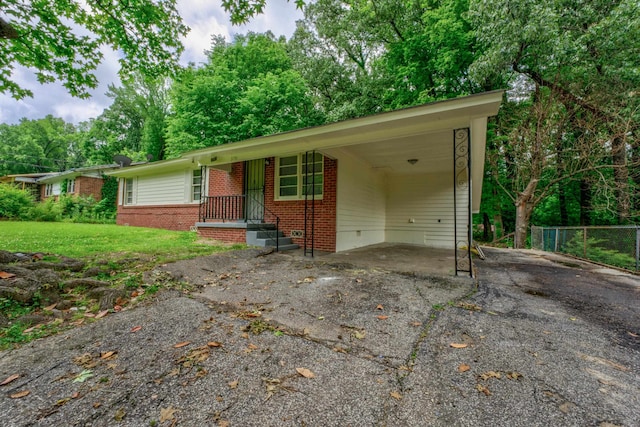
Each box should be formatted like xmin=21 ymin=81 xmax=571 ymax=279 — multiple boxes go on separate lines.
xmin=0 ymin=17 xmax=19 ymax=39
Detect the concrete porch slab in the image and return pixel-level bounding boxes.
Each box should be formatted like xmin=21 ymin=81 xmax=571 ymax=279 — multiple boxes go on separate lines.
xmin=304 ymin=242 xmax=459 ymax=278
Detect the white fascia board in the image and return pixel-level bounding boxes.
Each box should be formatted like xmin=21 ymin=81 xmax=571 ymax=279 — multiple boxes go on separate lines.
xmin=106 ymin=158 xmax=193 ymax=178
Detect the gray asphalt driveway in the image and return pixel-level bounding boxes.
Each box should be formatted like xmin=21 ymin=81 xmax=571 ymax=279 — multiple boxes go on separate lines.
xmin=0 ymin=247 xmax=638 ymax=426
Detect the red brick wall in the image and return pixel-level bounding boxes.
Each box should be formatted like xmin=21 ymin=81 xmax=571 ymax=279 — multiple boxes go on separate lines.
xmin=208 ymin=163 xmax=244 ymax=196
xmin=116 ymin=204 xmax=199 ymax=231
xmin=197 ymin=227 xmax=246 ymax=243
xmin=39 ymin=176 xmax=104 ymax=201
xmin=76 ymin=176 xmax=103 ymax=201
xmin=264 ymin=157 xmax=337 ymax=252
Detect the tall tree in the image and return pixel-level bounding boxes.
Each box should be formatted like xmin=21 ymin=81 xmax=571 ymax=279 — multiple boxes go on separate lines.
xmin=1 ymin=0 xmax=188 ymax=99
xmin=83 ymin=76 xmax=170 ymax=164
xmin=0 ymin=115 xmax=78 ymax=175
xmin=469 ymin=0 xmax=640 ymax=246
xmin=289 ymin=0 xmax=482 ymax=121
xmin=165 ymin=32 xmax=325 ymax=157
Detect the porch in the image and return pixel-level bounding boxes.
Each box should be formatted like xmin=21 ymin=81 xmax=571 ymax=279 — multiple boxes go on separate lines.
xmin=196 ymin=194 xmax=299 ymax=251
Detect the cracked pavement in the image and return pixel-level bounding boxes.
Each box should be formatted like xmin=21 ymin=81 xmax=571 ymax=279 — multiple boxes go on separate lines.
xmin=0 ymin=247 xmax=638 ymax=426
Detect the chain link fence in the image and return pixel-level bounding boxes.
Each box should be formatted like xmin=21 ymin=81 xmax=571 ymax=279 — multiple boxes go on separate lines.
xmin=531 ymin=225 xmax=640 ymax=272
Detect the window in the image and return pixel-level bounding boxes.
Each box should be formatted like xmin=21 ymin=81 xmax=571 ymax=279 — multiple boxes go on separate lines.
xmin=45 ymin=184 xmax=53 ymax=197
xmin=67 ymin=179 xmax=75 ymax=194
xmin=124 ymin=178 xmax=134 ymax=205
xmin=192 ymin=169 xmax=202 ymax=202
xmin=275 ymin=153 xmax=323 ymax=200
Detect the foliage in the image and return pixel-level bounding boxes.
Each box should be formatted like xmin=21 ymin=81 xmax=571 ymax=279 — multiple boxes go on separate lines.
xmin=29 ymin=198 xmax=62 ymax=222
xmin=96 ymin=175 xmax=119 ymax=218
xmin=221 ymin=0 xmax=306 ymax=24
xmin=165 ymin=32 xmax=325 ymax=157
xmin=0 ymin=184 xmax=34 ymax=219
xmin=0 ymin=116 xmax=78 ymax=175
xmin=561 ymin=232 xmax=636 ymax=271
xmin=1 ymin=0 xmax=188 ymax=99
xmin=83 ymin=76 xmax=171 ymax=164
xmin=0 ymin=297 xmax=33 ymax=321
xmin=469 ymin=0 xmax=640 ymax=245
xmin=0 ymin=221 xmax=244 ymax=259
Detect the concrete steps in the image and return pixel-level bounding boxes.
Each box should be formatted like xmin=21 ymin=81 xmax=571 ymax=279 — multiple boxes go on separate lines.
xmin=246 ymin=225 xmax=299 ymax=251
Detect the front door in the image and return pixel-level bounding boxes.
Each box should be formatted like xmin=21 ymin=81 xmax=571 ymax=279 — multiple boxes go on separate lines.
xmin=244 ymin=159 xmax=265 ymax=223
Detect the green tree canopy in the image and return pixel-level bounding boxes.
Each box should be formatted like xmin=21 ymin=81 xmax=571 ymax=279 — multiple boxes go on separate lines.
xmin=165 ymin=32 xmax=325 ymax=158
xmin=1 ymin=0 xmax=188 ymax=99
xmin=0 ymin=115 xmax=78 ymax=175
xmin=82 ymin=76 xmax=171 ymax=164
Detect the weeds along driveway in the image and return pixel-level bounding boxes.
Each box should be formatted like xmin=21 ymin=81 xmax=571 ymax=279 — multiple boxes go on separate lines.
xmin=0 ymin=247 xmax=638 ymax=426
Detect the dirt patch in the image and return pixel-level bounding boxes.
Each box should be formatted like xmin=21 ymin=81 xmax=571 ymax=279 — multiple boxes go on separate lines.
xmin=0 ymin=250 xmax=164 ymax=332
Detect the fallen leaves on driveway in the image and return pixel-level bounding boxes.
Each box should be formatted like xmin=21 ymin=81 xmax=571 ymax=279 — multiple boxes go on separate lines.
xmin=458 ymin=364 xmax=471 ymax=373
xmin=100 ymin=351 xmax=117 ymax=360
xmin=450 ymin=343 xmax=468 ymax=349
xmin=1 ymin=374 xmax=20 ymax=386
xmin=10 ymin=390 xmax=30 ymax=399
xmin=479 ymin=371 xmax=501 ymax=380
xmin=72 ymin=369 xmax=94 ymax=383
xmin=295 ymin=368 xmax=315 ymax=378
xmin=476 ymin=384 xmax=491 ymax=396
xmin=173 ymin=341 xmax=191 ymax=348
xmin=160 ymin=406 xmax=179 ymax=423
xmin=390 ymin=391 xmax=403 ymax=400
xmin=354 ymin=331 xmax=366 ymax=340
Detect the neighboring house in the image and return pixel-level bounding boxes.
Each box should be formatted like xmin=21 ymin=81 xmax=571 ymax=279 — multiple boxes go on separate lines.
xmin=0 ymin=173 xmax=55 ymax=200
xmin=36 ymin=164 xmax=122 ymax=201
xmin=108 ymin=91 xmax=503 ymax=264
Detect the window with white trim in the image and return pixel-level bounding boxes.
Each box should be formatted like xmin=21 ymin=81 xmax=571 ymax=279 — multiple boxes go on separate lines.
xmin=124 ymin=178 xmax=134 ymax=205
xmin=275 ymin=153 xmax=323 ymax=200
xmin=45 ymin=184 xmax=53 ymax=197
xmin=192 ymin=169 xmax=202 ymax=202
xmin=67 ymin=179 xmax=75 ymax=194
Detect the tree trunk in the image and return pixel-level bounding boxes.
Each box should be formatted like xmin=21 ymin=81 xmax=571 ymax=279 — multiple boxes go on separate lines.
xmin=482 ymin=212 xmax=491 ymax=241
xmin=558 ymin=183 xmax=568 ymax=226
xmin=579 ymin=179 xmax=592 ymax=225
xmin=514 ymin=179 xmax=538 ymax=248
xmin=612 ymin=136 xmax=630 ymax=223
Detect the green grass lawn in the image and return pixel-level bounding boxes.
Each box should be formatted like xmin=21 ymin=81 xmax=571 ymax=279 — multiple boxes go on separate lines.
xmin=0 ymin=221 xmax=243 ymax=260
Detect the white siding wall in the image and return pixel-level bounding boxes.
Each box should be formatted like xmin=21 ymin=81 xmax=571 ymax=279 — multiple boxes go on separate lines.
xmin=385 ymin=172 xmax=468 ymax=249
xmin=335 ymin=151 xmax=387 ymax=251
xmin=133 ymin=170 xmax=192 ymax=205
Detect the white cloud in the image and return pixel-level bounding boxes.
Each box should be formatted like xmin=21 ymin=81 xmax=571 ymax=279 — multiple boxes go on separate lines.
xmin=0 ymin=0 xmax=303 ymax=125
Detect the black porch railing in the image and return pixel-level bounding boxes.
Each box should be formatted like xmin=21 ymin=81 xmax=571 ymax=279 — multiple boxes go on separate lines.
xmin=199 ymin=194 xmax=281 ymax=252
xmin=199 ymin=195 xmax=245 ymax=222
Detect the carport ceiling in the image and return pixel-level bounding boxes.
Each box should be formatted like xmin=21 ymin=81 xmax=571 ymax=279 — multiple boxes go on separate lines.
xmin=340 ymin=130 xmax=453 ymax=174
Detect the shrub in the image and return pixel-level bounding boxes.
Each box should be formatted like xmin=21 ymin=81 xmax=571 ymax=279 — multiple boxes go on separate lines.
xmin=30 ymin=198 xmax=62 ymax=222
xmin=0 ymin=184 xmax=35 ymax=219
xmin=561 ymin=231 xmax=636 ymax=270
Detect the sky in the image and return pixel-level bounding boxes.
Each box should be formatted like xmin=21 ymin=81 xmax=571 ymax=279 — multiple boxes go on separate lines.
xmin=0 ymin=0 xmax=303 ymax=125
